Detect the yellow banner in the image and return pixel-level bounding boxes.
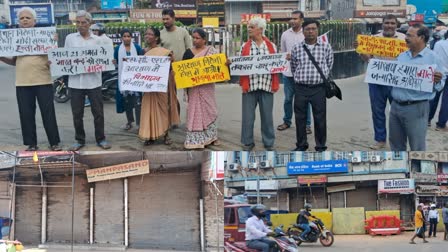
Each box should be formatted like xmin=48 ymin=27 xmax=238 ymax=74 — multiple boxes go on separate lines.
xmin=356 ymin=35 xmax=407 ymax=58
xmin=86 ymin=160 xmax=149 ymax=182
xmin=173 ymin=53 xmax=230 ymax=89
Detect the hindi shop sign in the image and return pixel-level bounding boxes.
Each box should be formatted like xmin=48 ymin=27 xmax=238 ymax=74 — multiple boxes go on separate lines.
xmin=173 ymin=53 xmax=230 ymax=89
xmin=86 ymin=160 xmax=150 ymax=183
xmin=120 ymin=56 xmax=171 ymax=92
xmin=48 ymin=45 xmax=115 ymax=76
xmin=229 ymin=53 xmax=289 ymax=76
xmin=0 ymin=27 xmax=57 ymax=57
xmin=356 ymin=35 xmax=407 ymax=58
xmin=287 ymin=160 xmax=349 ymax=175
xmin=297 ymin=175 xmax=328 ymax=185
xmin=378 ymin=179 xmax=415 ymax=194
xmin=365 ymin=59 xmax=436 ymax=93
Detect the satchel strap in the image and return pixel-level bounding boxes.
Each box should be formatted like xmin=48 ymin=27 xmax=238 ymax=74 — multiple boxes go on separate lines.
xmin=302 ymin=44 xmax=328 ymax=83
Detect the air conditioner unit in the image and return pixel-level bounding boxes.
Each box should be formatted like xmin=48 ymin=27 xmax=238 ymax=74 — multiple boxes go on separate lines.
xmin=259 ymin=161 xmax=271 ymax=169
xmin=351 ymin=157 xmax=361 ymax=163
xmin=248 ymin=162 xmax=258 ymax=169
xmin=370 ymin=155 xmax=382 ymax=163
xmin=228 ymin=163 xmax=239 ymax=171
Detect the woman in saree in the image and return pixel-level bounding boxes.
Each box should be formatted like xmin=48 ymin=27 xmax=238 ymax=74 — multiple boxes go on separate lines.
xmin=182 ymin=28 xmax=220 ymax=149
xmin=138 ymin=27 xmax=180 ymax=145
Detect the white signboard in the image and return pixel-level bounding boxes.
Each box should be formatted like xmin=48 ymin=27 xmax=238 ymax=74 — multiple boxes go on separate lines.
xmin=48 ymin=45 xmax=115 ymax=76
xmin=365 ymin=59 xmax=436 ymax=93
xmin=378 ymin=179 xmax=415 ymax=194
xmin=120 ymin=56 xmax=171 ymax=92
xmin=229 ymin=53 xmax=289 ymax=76
xmin=245 ymin=180 xmax=279 ymax=190
xmin=0 ymin=27 xmax=57 ymax=57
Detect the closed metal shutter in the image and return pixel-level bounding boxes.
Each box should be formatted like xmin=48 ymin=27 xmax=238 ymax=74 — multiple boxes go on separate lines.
xmin=14 ymin=186 xmax=41 ymax=244
xmin=330 ymin=192 xmax=345 ymax=210
xmin=128 ymin=172 xmax=200 ymax=250
xmin=94 ymin=179 xmax=123 ymax=244
xmin=47 ymin=176 xmax=89 ymax=243
xmin=347 ymin=186 xmax=377 ymax=211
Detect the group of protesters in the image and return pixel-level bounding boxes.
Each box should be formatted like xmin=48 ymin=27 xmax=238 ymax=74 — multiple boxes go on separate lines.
xmin=1 ymin=7 xmax=447 ymax=152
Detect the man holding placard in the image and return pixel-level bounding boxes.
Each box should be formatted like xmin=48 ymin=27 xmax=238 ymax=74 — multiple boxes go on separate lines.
xmin=0 ymin=7 xmax=61 ymax=151
xmin=358 ymin=15 xmax=406 ymax=150
xmin=64 ymin=11 xmax=111 ymax=151
xmin=388 ymin=24 xmax=445 ymax=151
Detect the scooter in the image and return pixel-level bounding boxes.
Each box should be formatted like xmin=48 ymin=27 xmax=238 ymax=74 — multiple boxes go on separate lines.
xmin=287 ymin=217 xmax=334 ymax=247
xmin=224 ymin=225 xmax=299 ymax=252
xmin=52 ymin=70 xmax=118 ymax=103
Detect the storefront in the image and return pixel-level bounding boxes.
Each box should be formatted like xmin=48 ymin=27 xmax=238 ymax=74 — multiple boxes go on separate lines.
xmin=377 ymin=179 xmax=415 ymax=222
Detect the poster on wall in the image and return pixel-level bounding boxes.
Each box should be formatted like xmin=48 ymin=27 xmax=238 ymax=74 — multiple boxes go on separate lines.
xmin=101 ymin=0 xmax=133 ymax=10
xmin=151 ymin=0 xmax=196 ymax=9
xmin=9 ymin=3 xmax=54 ymax=26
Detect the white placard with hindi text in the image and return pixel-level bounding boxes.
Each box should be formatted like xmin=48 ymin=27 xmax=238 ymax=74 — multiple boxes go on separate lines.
xmin=365 ymin=59 xmax=436 ymax=93
xmin=48 ymin=45 xmax=115 ymax=76
xmin=120 ymin=56 xmax=171 ymax=92
xmin=229 ymin=53 xmax=289 ymax=76
xmin=0 ymin=27 xmax=58 ymax=57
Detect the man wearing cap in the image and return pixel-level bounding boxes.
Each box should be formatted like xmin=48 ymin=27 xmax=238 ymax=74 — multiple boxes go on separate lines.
xmin=428 ymin=204 xmax=440 ymax=237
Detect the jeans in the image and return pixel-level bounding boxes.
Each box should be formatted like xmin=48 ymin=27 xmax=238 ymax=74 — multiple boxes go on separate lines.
xmin=429 ymin=218 xmax=437 ymax=237
xmin=368 ymin=83 xmax=393 ymax=142
xmin=298 ymin=223 xmax=311 ymax=239
xmin=282 ymin=75 xmax=311 ymax=126
xmin=428 ymin=79 xmax=448 ymax=128
xmin=246 ymin=238 xmax=278 ymax=252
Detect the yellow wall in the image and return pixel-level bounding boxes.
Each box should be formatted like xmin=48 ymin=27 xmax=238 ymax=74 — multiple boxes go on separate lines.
xmin=271 ymin=209 xmax=333 ymax=232
xmin=332 ymin=207 xmax=366 ymax=234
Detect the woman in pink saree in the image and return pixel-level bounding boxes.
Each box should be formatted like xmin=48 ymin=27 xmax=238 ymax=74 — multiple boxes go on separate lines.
xmin=182 ymin=28 xmax=220 ymax=149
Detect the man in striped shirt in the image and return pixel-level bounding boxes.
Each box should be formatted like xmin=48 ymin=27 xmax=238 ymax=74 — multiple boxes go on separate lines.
xmin=290 ymin=20 xmax=334 ymax=151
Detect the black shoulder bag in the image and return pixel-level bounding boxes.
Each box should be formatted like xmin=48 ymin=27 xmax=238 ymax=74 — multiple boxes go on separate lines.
xmin=302 ymin=44 xmax=342 ymax=100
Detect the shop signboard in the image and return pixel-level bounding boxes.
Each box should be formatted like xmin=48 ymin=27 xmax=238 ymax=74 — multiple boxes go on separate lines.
xmin=86 ymin=160 xmax=150 ymax=182
xmin=378 ymin=179 xmax=415 ymax=194
xmin=287 ymin=160 xmax=349 ymax=175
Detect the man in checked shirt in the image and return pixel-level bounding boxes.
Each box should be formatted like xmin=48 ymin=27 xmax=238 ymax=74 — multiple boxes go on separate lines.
xmin=290 ymin=20 xmax=334 ymax=151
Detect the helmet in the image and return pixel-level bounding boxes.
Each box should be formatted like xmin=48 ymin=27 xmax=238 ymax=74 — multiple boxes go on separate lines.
xmin=91 ymin=23 xmax=106 ymax=35
xmin=251 ymin=204 xmax=267 ymax=218
xmin=430 ymin=204 xmax=436 ymax=208
xmin=304 ymin=203 xmax=312 ymax=210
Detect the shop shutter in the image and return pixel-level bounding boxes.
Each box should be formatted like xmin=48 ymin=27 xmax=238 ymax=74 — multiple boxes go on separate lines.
xmin=14 ymin=186 xmax=41 ymax=244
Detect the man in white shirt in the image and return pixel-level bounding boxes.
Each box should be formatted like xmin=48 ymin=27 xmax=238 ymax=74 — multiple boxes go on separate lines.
xmin=245 ymin=205 xmax=278 ymax=252
xmin=64 ymin=11 xmax=111 ymax=150
xmin=428 ymin=204 xmax=440 ymax=237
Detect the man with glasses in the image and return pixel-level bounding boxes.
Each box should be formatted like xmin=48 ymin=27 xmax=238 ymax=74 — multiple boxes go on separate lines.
xmin=64 ymin=11 xmax=111 ymax=150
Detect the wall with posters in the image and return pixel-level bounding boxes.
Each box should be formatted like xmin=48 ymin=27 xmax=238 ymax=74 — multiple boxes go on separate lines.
xmin=9 ymin=3 xmax=54 ymax=26
xmin=101 ymin=0 xmax=133 ymax=10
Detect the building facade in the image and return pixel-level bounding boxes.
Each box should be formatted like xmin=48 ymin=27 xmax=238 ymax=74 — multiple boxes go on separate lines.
xmin=224 ymin=151 xmax=414 ymax=222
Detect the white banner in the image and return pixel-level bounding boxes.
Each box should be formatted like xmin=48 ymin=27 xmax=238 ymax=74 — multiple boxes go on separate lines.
xmin=0 ymin=27 xmax=57 ymax=57
xmin=229 ymin=53 xmax=289 ymax=76
xmin=48 ymin=45 xmax=115 ymax=76
xmin=365 ymin=59 xmax=436 ymax=93
xmin=120 ymin=56 xmax=171 ymax=92
xmin=245 ymin=180 xmax=279 ymax=190
xmin=378 ymin=179 xmax=415 ymax=194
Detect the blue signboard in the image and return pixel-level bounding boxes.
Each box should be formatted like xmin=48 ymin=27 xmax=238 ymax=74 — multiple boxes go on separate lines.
xmin=101 ymin=0 xmax=133 ymax=10
xmin=9 ymin=3 xmax=54 ymax=26
xmin=287 ymin=160 xmax=349 ymax=175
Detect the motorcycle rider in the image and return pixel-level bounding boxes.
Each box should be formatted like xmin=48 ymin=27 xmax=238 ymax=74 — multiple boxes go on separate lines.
xmin=296 ymin=203 xmax=314 ymax=241
xmin=246 ymin=204 xmax=279 ymax=252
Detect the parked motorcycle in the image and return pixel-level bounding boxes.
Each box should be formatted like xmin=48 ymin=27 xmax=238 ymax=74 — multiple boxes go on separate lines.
xmin=287 ymin=217 xmax=334 ymax=247
xmin=52 ymin=70 xmax=118 ymax=103
xmin=224 ymin=225 xmax=299 ymax=252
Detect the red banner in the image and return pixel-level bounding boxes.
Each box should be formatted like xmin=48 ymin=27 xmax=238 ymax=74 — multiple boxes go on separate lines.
xmin=298 ymin=175 xmax=327 ymax=184
xmin=241 ymin=13 xmax=271 ymax=24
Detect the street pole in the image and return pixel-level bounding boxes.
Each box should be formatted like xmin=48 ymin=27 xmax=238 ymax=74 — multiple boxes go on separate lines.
xmin=256 ymin=165 xmax=260 ymax=204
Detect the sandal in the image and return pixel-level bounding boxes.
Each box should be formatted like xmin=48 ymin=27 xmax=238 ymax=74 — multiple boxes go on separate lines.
xmin=409 ymin=241 xmax=416 ymax=244
xmin=121 ymin=122 xmax=133 ymax=131
xmin=212 ymin=139 xmax=221 ymax=146
xmin=277 ymin=123 xmax=290 ymax=131
xmin=164 ymin=136 xmax=172 ymax=145
xmin=144 ymin=140 xmax=154 ymax=146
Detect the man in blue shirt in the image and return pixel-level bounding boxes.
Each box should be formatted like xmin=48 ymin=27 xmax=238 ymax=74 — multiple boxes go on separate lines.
xmin=389 ymin=23 xmax=446 ymax=151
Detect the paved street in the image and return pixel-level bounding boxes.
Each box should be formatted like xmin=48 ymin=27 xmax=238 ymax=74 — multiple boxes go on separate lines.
xmin=0 ymin=63 xmax=447 ymax=151
xmin=17 ymin=232 xmax=448 ymax=251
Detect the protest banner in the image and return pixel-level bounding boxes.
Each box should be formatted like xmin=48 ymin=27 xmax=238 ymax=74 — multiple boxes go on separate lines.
xmin=173 ymin=53 xmax=230 ymax=89
xmin=228 ymin=53 xmax=289 ymax=76
xmin=356 ymin=35 xmax=407 ymax=58
xmin=48 ymin=45 xmax=115 ymax=76
xmin=0 ymin=27 xmax=57 ymax=57
xmin=120 ymin=56 xmax=171 ymax=92
xmin=365 ymin=59 xmax=436 ymax=93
